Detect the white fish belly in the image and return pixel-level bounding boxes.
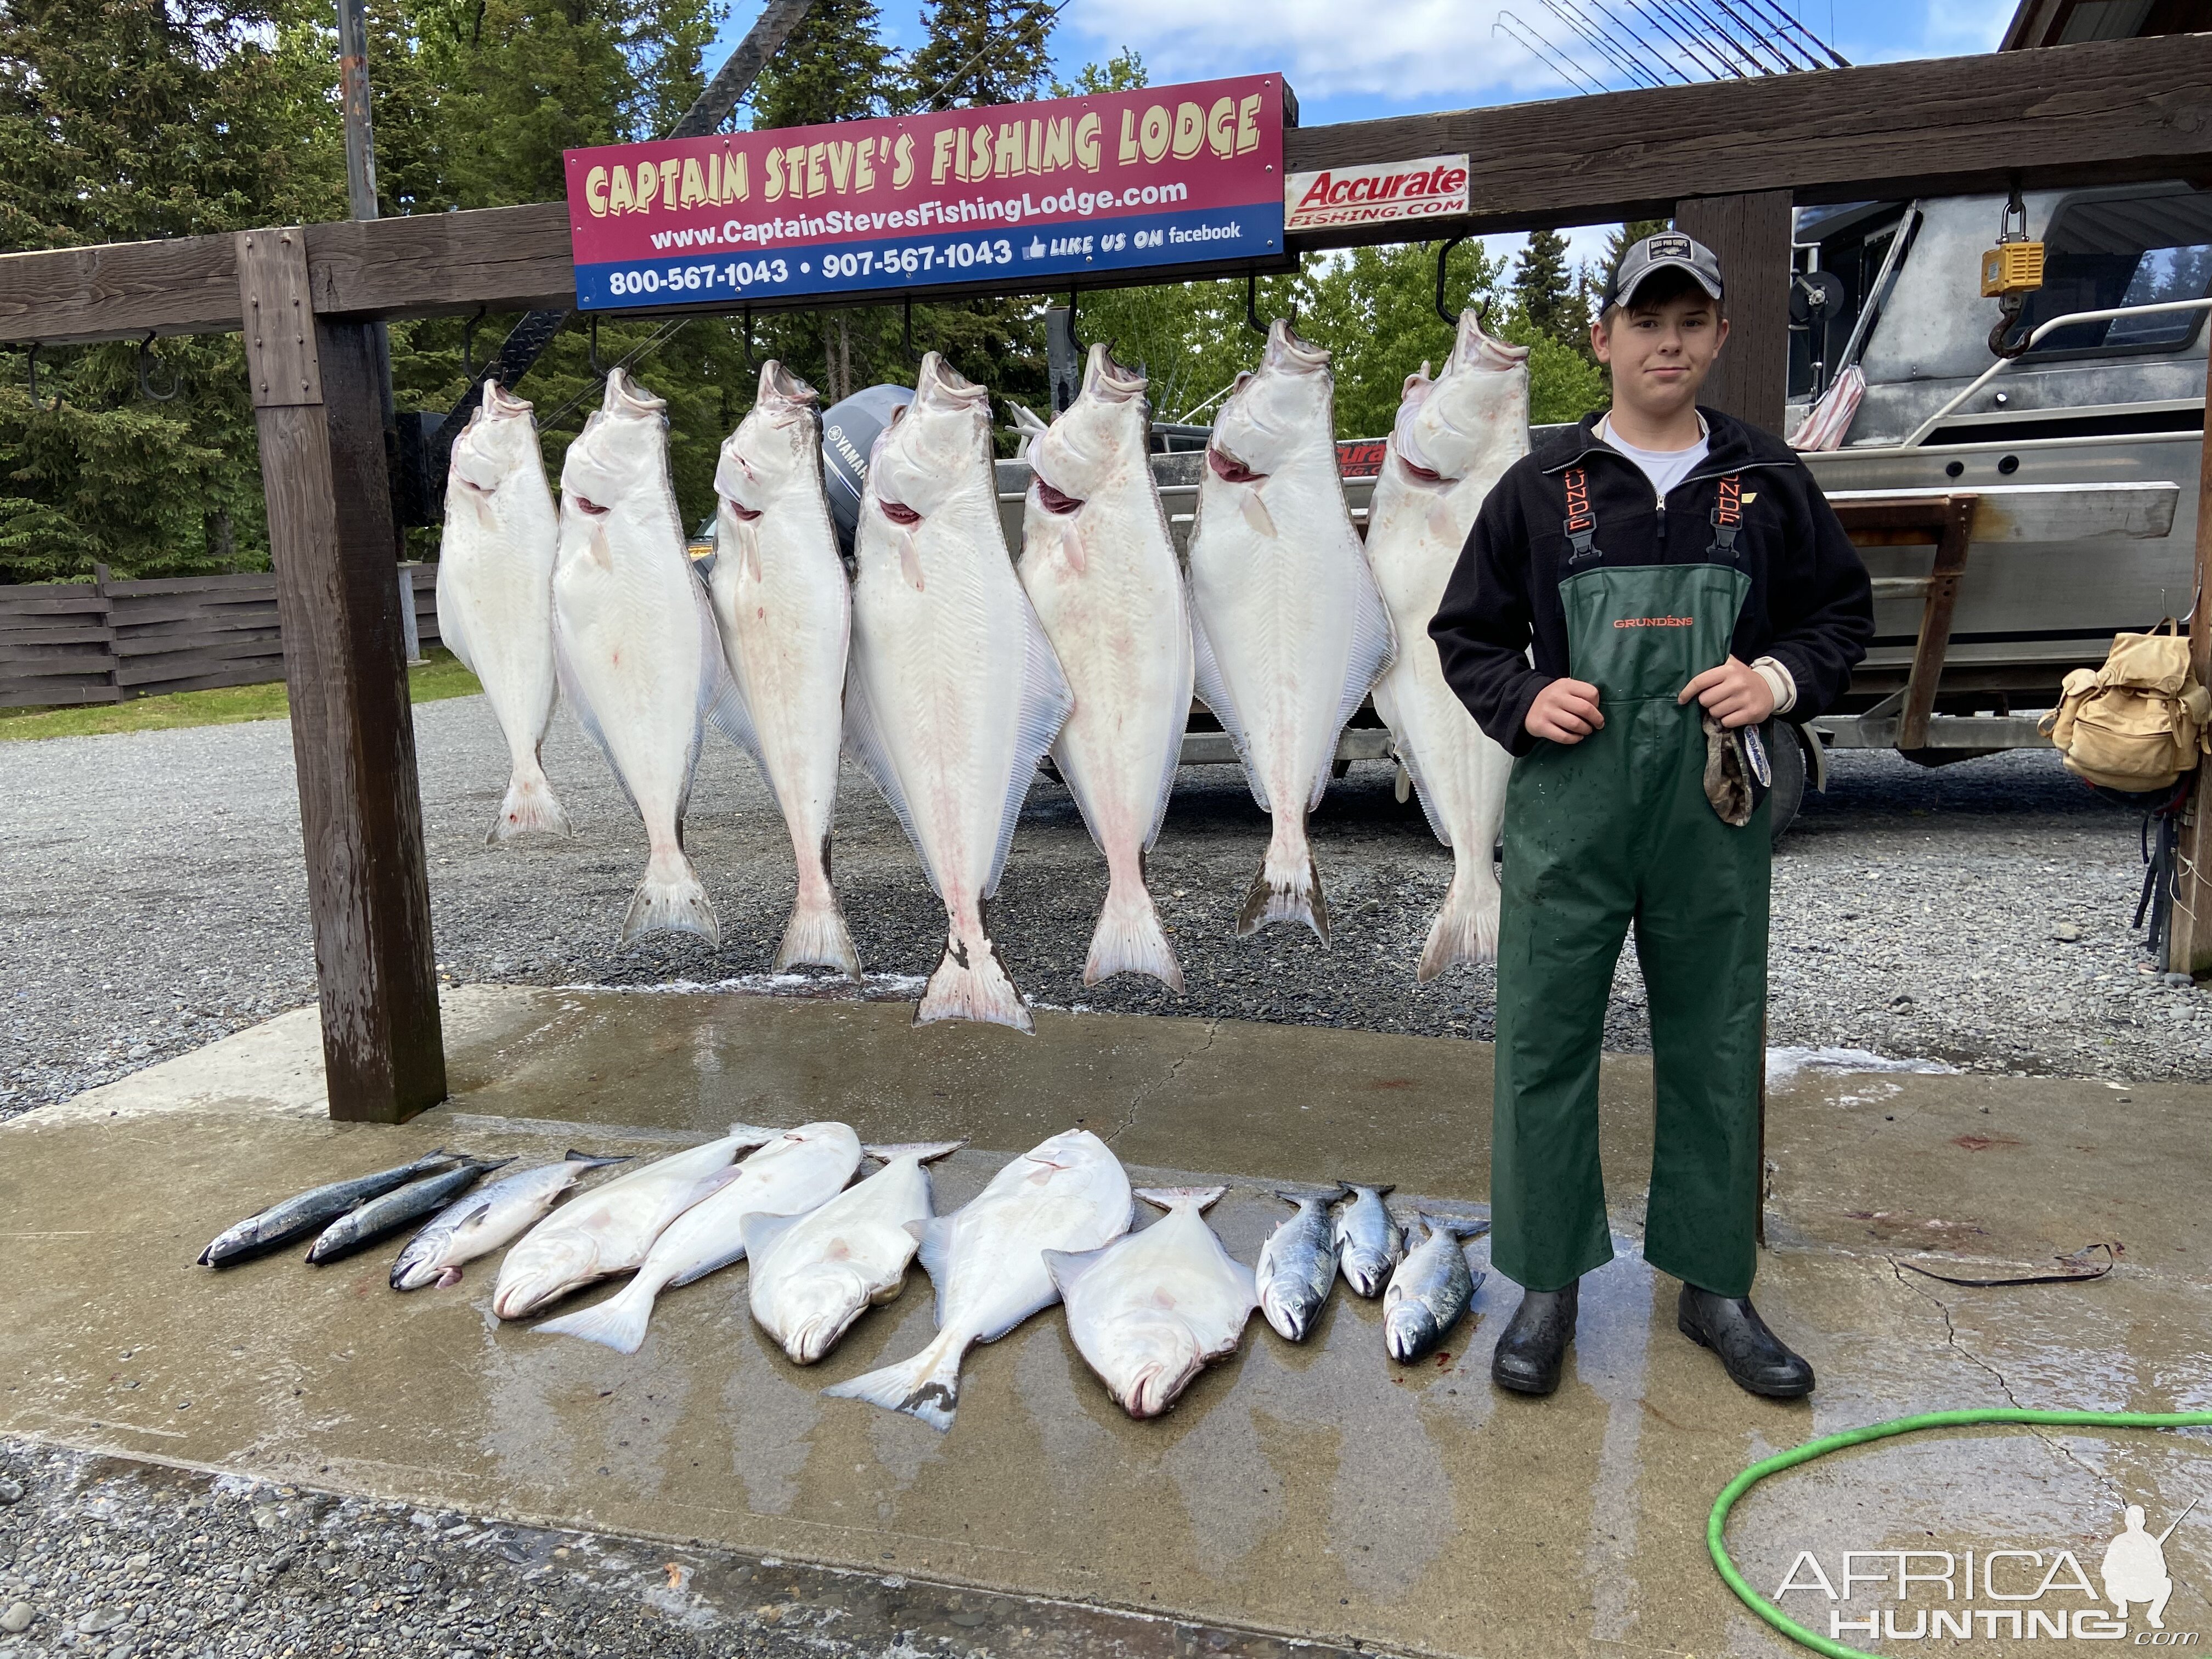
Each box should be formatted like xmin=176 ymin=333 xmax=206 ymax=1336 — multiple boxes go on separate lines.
xmin=850 ymin=519 xmax=1032 ymax=909
xmin=1365 ymin=483 xmax=1506 ymax=848
xmin=648 ymin=1135 xmax=860 ymax=1285
xmin=1189 ymin=482 xmax=1366 ymax=811
xmin=711 ymin=528 xmax=848 ymax=851
xmin=1062 ymin=1212 xmax=1257 ymax=1408
xmin=934 ymin=1139 xmax=1132 ymax=1342
xmin=553 ymin=547 xmax=707 ymax=829
xmin=1021 ymin=488 xmax=1192 ymax=860
xmin=438 ymin=504 xmax=559 ymax=766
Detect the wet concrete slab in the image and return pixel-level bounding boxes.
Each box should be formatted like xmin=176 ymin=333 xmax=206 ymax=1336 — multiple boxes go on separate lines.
xmin=5 ymin=986 xmax=2211 ymax=1657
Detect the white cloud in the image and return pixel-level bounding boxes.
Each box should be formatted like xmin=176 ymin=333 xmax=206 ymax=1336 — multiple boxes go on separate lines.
xmin=1060 ymin=0 xmax=1581 ymax=103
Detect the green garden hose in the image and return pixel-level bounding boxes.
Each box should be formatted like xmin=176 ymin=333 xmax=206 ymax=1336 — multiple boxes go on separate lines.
xmin=1708 ymin=1408 xmax=2212 ymax=1659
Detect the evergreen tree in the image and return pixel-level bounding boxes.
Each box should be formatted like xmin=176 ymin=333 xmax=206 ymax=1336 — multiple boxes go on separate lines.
xmin=1051 ymin=46 xmax=1144 ymax=98
xmin=0 ymin=0 xmax=342 ymax=582
xmin=1603 ymin=217 xmax=1672 ymax=283
xmin=902 ymin=0 xmax=1057 ymax=112
xmin=1513 ymin=227 xmax=1580 ymax=347
xmin=748 ymin=0 xmax=894 ymax=130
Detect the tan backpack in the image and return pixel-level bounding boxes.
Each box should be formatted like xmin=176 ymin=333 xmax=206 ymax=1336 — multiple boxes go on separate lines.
xmin=2041 ymin=619 xmax=2212 ymax=792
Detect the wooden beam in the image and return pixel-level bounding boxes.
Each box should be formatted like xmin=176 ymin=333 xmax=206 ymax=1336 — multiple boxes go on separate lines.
xmin=1286 ymin=30 xmax=2212 ymax=246
xmin=1675 ymin=190 xmax=1793 ymax=435
xmin=2170 ymin=346 xmax=2212 ymax=975
xmin=236 ymin=227 xmax=447 ymax=1124
xmin=9 ymin=32 xmax=2212 ymax=344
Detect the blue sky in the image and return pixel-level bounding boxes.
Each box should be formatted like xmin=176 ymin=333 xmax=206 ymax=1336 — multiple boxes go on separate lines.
xmin=707 ymin=0 xmax=2017 ymax=267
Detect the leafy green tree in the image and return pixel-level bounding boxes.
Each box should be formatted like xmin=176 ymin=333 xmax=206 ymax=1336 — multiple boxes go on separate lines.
xmin=1051 ymin=46 xmax=1145 ymax=98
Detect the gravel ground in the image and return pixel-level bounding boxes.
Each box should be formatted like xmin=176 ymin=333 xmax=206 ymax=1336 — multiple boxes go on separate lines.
xmin=2 ymin=691 xmax=2205 ymax=1118
xmin=0 ymin=1441 xmax=1347 ymax=1659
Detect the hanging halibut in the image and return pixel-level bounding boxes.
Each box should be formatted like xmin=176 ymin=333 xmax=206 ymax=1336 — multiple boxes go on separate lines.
xmin=743 ymin=1138 xmax=966 ymax=1364
xmin=437 ymin=380 xmax=568 ymax=842
xmin=823 ymin=1128 xmax=1131 ymax=1431
xmin=552 ymin=367 xmax=725 ymax=946
xmin=708 ymin=362 xmax=861 ymax=977
xmin=1017 ymin=344 xmax=1193 ymax=991
xmin=1187 ymin=320 xmax=1394 ymax=943
xmin=1365 ymin=312 xmax=1530 ymax=979
xmin=1047 ymin=1186 xmax=1258 ymax=1420
xmin=845 ymin=352 xmax=1073 ymax=1030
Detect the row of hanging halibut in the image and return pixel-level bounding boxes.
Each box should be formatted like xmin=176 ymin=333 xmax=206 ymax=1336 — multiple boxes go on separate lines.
xmin=431 ymin=305 xmax=1532 ymax=1029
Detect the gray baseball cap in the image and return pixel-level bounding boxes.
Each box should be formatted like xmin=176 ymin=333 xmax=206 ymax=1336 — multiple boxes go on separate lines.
xmin=1604 ymin=232 xmax=1724 ymax=309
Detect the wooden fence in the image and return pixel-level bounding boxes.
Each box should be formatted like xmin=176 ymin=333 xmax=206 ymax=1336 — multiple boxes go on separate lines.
xmin=0 ymin=563 xmax=439 ymax=709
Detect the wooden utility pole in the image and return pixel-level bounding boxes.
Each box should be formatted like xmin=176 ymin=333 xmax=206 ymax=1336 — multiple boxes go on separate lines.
xmin=1675 ymin=190 xmax=1795 ymax=436
xmin=236 ymin=228 xmax=446 ymax=1122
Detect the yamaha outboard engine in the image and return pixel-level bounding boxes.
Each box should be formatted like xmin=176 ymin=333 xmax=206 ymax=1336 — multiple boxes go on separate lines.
xmin=819 ymin=384 xmax=914 ymax=559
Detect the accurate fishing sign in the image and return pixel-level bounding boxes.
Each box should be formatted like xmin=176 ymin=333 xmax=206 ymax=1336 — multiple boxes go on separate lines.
xmin=563 ymin=76 xmax=1289 ymax=312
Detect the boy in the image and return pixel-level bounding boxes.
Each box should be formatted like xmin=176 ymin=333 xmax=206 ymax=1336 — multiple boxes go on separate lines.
xmin=1429 ymin=232 xmax=1874 ymax=1399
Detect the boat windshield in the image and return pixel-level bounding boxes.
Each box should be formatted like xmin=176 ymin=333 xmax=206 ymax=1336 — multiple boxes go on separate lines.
xmin=2022 ymin=184 xmax=2212 ymax=356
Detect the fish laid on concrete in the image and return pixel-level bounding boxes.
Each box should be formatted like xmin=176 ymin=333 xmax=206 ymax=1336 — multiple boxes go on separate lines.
xmin=306 ymin=1157 xmax=514 ymax=1264
xmin=199 ymin=1151 xmax=461 ymax=1268
xmin=1334 ymin=1182 xmax=1404 ymax=1298
xmin=1253 ymin=1185 xmax=1347 ymax=1342
xmin=391 ymin=1152 xmax=632 ymax=1291
xmin=1048 ymin=1186 xmax=1258 ymax=1419
xmin=1187 ymin=319 xmax=1395 ymax=943
xmin=492 ymin=1123 xmax=783 ymax=1319
xmin=1364 ymin=312 xmax=1528 ymax=979
xmin=1383 ymin=1214 xmax=1489 ymax=1363
xmin=536 ymin=1122 xmax=863 ymax=1353
xmin=743 ymin=1139 xmax=967 ymax=1364
xmin=1017 ymin=343 xmax=1193 ymax=991
xmin=825 ymin=1128 xmax=1131 ymax=1430
xmin=552 ymin=367 xmax=727 ymax=946
xmin=845 ymin=351 xmax=1073 ymax=1031
xmin=708 ymin=362 xmax=861 ymax=977
xmin=436 ymin=380 xmax=568 ymax=843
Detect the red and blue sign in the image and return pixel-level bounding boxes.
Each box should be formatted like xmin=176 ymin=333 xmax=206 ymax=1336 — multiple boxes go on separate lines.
xmin=562 ymin=76 xmax=1289 ymax=311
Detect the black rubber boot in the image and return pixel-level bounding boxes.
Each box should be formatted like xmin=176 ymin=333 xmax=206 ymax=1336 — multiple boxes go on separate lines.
xmin=1491 ymin=1280 xmax=1578 ymax=1396
xmin=1678 ymin=1285 xmax=1816 ymax=1398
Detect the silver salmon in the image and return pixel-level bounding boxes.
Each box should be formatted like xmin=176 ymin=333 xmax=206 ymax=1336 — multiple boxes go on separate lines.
xmin=306 ymin=1157 xmax=513 ymax=1263
xmin=391 ymin=1151 xmax=631 ymax=1290
xmin=1334 ymin=1182 xmax=1404 ymax=1298
xmin=1254 ymin=1185 xmax=1346 ymax=1341
xmin=1382 ymin=1213 xmax=1489 ymax=1363
xmin=199 ymin=1150 xmax=461 ymax=1268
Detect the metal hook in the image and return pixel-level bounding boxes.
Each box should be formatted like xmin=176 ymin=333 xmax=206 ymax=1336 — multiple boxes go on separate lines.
xmin=1066 ymin=289 xmax=1085 ymax=354
xmin=738 ymin=304 xmax=759 ymax=373
xmin=25 ymin=344 xmax=58 ymax=413
xmin=1435 ymin=236 xmax=1467 ymax=328
xmin=462 ymin=306 xmax=489 ymax=384
xmin=588 ymin=315 xmax=604 ymax=377
xmin=902 ymin=296 xmax=921 ymax=366
xmin=136 ymin=331 xmax=179 ymax=403
xmin=1246 ymin=269 xmax=1295 ymax=337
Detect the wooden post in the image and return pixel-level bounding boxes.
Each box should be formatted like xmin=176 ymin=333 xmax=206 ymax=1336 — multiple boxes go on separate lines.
xmin=2168 ymin=350 xmax=2212 ymax=975
xmin=236 ymin=227 xmax=446 ymax=1122
xmin=1674 ymin=190 xmax=1795 ymax=436
xmin=1895 ymin=495 xmax=1978 ymax=751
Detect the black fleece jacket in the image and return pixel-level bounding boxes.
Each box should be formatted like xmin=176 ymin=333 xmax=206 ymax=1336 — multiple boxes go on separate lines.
xmin=1429 ymin=408 xmax=1874 ymax=757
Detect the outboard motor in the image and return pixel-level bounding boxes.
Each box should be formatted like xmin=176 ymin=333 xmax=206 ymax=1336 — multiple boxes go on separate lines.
xmin=819 ymin=384 xmax=913 ymax=559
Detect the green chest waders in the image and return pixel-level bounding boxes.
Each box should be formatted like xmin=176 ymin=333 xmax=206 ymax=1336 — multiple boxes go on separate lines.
xmin=1490 ymin=481 xmax=1770 ymax=1300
